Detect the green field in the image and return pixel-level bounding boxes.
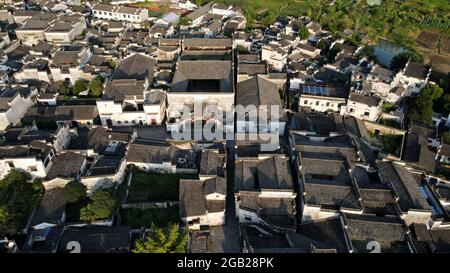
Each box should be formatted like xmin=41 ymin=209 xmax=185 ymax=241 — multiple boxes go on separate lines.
xmin=198 ymin=0 xmax=449 ymax=46
xmin=121 ymin=206 xmax=179 ymax=228
xmin=128 ymin=169 xmax=198 ymax=202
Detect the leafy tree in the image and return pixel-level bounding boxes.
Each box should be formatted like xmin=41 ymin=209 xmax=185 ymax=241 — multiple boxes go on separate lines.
xmin=382 ymin=102 xmax=396 ymax=113
xmin=193 ymin=0 xmax=208 ymax=5
xmin=328 ymin=46 xmax=341 ymax=61
xmin=260 ymin=13 xmax=275 ymax=27
xmin=80 ymin=190 xmax=117 ymax=223
xmin=73 ymin=80 xmax=88 ymax=95
xmin=106 ymin=59 xmax=118 ymax=69
xmin=443 ymin=132 xmax=450 ymax=145
xmin=236 ymin=46 xmax=250 ymax=54
xmin=298 ymin=25 xmax=310 ymax=40
xmin=382 ymin=135 xmax=402 ymax=156
xmin=358 ymin=45 xmax=379 ymax=63
xmin=64 ymin=181 xmax=87 ymax=204
xmin=0 ymin=206 xmax=20 ymax=236
xmin=58 ymin=82 xmax=71 ymax=96
xmin=243 ymin=7 xmax=255 ymax=28
xmin=178 ymin=17 xmax=192 ymax=26
xmin=346 ymin=34 xmax=361 ymax=47
xmin=0 ymin=170 xmax=43 ymax=236
xmin=435 ymin=94 xmax=450 ymax=115
xmin=132 ymin=223 xmax=187 ymax=253
xmin=88 ymin=76 xmax=104 ymax=97
xmin=390 ymin=51 xmax=423 ymax=71
xmin=408 ymin=84 xmax=443 ymax=125
xmin=338 ymin=17 xmax=353 ymax=31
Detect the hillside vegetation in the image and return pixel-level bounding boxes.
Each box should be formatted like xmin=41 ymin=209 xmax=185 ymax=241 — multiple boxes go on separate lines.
xmin=195 ymin=0 xmax=449 ymax=47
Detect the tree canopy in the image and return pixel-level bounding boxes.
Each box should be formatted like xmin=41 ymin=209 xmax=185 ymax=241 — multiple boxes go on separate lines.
xmin=64 ymin=181 xmax=87 ymax=204
xmin=178 ymin=17 xmax=192 ymax=26
xmin=0 ymin=171 xmax=43 ymax=236
xmin=88 ymin=76 xmax=104 ymax=97
xmin=73 ymin=80 xmax=88 ymax=95
xmin=408 ymin=84 xmax=443 ymax=125
xmin=298 ymin=25 xmax=310 ymax=40
xmin=0 ymin=206 xmax=20 ymax=237
xmin=58 ymin=82 xmax=71 ymax=96
xmin=443 ymin=132 xmax=450 ymax=145
xmin=260 ymin=13 xmax=276 ymax=27
xmin=390 ymin=50 xmax=423 ymax=71
xmin=80 ymin=190 xmax=117 ymax=223
xmin=132 ymin=223 xmax=187 ymax=253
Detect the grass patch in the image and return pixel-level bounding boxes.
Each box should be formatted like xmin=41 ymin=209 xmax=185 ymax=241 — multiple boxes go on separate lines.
xmin=121 ymin=206 xmax=179 ymax=228
xmin=128 ymin=170 xmax=198 ymax=202
xmin=381 ymin=135 xmax=403 ymax=156
xmin=130 ymin=1 xmax=160 ymax=9
xmin=148 ymin=10 xmax=164 ymax=17
xmin=379 ymin=118 xmax=401 ymax=129
xmin=382 ymin=102 xmax=397 ymax=113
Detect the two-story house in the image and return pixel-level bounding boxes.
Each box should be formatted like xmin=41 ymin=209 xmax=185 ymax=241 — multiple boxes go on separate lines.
xmin=44 ymin=14 xmax=87 ymax=45
xmin=91 ymin=4 xmax=149 ymax=25
xmin=0 ymin=86 xmax=37 ymax=131
xmin=299 ymin=84 xmax=348 ymax=113
xmin=344 ymin=92 xmax=383 ymax=122
xmin=235 ymin=155 xmax=297 ymax=231
xmin=49 ymin=45 xmax=93 ymax=84
xmin=180 ymin=176 xmax=226 ymax=230
xmin=398 ymin=61 xmax=431 ymax=96
xmin=96 ymin=53 xmax=162 ymax=127
xmin=261 ymin=43 xmax=288 ymax=71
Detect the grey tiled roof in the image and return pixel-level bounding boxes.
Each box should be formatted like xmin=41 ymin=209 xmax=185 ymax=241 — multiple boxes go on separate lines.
xmin=348 ymin=93 xmax=382 ymax=107
xmin=235 ymin=155 xmax=293 ymax=191
xmin=113 ymin=53 xmax=156 ymax=81
xmin=179 ymin=176 xmax=226 ymax=217
xmin=104 ymin=79 xmax=145 ymax=101
xmin=236 ymin=75 xmax=281 ymax=109
xmin=46 ymin=152 xmax=86 ymax=180
xmin=59 ymin=226 xmax=131 ymax=253
xmin=403 ymin=61 xmax=429 ymax=80
xmin=378 ymin=161 xmax=431 ymax=212
xmin=31 ymin=186 xmax=66 ymax=226
xmin=126 ymin=142 xmax=177 ymax=164
xmin=344 ymin=213 xmax=411 ymax=253
xmin=199 ymin=149 xmax=226 ymax=177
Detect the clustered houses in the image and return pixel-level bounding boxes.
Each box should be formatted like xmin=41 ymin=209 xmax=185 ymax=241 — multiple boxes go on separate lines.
xmin=185 ymin=1 xmax=246 ymax=33
xmin=0 ymin=86 xmax=37 ymax=131
xmin=0 ymin=0 xmax=450 ymax=254
xmin=96 ymin=53 xmax=166 ymax=127
xmin=49 ymin=45 xmax=93 ymax=83
xmin=235 ymin=155 xmax=297 ymax=230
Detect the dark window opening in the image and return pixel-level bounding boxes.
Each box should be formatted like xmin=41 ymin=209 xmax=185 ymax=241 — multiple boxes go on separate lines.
xmin=187 ymin=79 xmax=220 ymax=92
xmin=311 ymin=174 xmax=333 ymax=180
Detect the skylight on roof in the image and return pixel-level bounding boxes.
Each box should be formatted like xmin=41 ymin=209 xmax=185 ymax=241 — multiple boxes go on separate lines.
xmin=303 ymin=85 xmax=329 ymax=96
